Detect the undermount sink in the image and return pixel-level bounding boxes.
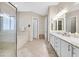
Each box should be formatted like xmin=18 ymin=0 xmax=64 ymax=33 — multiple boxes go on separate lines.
xmin=62 ymin=33 xmax=79 ymax=38
xmin=58 ymin=32 xmax=71 ymax=37
xmin=72 ymin=35 xmax=79 ymax=38
xmin=56 ymin=32 xmax=79 ymax=38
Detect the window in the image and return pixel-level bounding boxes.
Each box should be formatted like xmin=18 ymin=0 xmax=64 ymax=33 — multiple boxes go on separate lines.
xmin=10 ymin=17 xmax=16 ymax=30
xmin=2 ymin=15 xmax=15 ymax=31
xmin=3 ymin=15 xmax=10 ymax=30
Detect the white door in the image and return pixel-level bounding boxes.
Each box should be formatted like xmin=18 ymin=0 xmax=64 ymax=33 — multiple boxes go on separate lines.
xmin=33 ymin=18 xmax=38 ymax=39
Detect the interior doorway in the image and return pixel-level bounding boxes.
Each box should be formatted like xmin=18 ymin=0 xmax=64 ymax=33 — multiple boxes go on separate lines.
xmin=32 ymin=17 xmax=39 ymax=40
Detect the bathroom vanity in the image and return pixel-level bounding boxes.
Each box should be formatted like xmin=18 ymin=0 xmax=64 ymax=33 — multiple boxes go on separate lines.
xmin=49 ymin=32 xmax=79 ymax=57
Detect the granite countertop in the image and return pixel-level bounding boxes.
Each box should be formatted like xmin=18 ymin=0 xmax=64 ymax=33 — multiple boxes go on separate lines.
xmin=50 ymin=32 xmax=79 ymax=48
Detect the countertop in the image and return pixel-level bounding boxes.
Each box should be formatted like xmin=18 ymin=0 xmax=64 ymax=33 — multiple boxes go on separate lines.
xmin=50 ymin=32 xmax=79 ymax=48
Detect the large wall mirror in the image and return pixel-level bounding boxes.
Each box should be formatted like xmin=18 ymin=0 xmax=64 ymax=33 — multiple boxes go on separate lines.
xmin=67 ymin=17 xmax=76 ymax=33
xmin=50 ymin=3 xmax=79 ymax=35
xmin=51 ymin=20 xmax=57 ymax=31
xmin=57 ymin=18 xmax=64 ymax=31
xmin=51 ymin=17 xmax=64 ymax=31
xmin=71 ymin=17 xmax=76 ymax=33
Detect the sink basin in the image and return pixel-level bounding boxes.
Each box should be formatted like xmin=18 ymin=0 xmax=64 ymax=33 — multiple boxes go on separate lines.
xmin=56 ymin=32 xmax=79 ymax=38
xmin=72 ymin=35 xmax=79 ymax=38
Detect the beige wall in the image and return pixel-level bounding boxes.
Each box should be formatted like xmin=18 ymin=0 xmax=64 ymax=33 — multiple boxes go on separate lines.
xmin=17 ymin=12 xmax=45 ymax=49
xmin=48 ymin=6 xmax=57 ymax=41
xmin=0 ymin=3 xmax=16 ymax=16
xmin=17 ymin=12 xmax=45 ymax=34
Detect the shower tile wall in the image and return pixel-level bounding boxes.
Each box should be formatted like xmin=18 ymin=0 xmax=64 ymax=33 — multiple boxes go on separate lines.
xmin=0 ymin=2 xmax=17 ymax=57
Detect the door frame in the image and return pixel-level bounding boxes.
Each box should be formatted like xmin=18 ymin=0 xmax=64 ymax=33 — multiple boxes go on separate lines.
xmin=32 ymin=17 xmax=39 ymax=40
xmin=45 ymin=16 xmax=48 ymax=40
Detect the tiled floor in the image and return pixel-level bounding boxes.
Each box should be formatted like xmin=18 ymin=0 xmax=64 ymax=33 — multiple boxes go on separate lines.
xmin=0 ymin=42 xmax=16 ymax=57
xmin=17 ymin=39 xmax=57 ymax=57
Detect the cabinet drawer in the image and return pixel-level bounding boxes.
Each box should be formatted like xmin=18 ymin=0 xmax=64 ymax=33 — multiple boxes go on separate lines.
xmin=49 ymin=35 xmax=54 ymax=47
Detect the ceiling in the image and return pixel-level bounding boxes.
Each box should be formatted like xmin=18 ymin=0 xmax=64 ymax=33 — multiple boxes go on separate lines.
xmin=11 ymin=2 xmax=59 ymax=16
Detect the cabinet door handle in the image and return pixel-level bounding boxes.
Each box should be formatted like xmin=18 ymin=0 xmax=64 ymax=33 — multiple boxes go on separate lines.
xmin=72 ymin=47 xmax=75 ymax=56
xmin=68 ymin=44 xmax=70 ymax=51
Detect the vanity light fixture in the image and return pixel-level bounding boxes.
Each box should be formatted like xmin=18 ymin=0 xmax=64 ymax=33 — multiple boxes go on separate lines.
xmin=53 ymin=8 xmax=68 ymax=20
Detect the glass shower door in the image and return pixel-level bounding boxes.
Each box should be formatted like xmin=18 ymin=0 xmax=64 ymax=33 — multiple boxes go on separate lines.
xmin=0 ymin=3 xmax=16 ymax=57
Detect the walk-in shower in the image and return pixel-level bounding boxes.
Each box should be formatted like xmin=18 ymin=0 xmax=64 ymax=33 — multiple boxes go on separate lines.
xmin=0 ymin=2 xmax=17 ymax=57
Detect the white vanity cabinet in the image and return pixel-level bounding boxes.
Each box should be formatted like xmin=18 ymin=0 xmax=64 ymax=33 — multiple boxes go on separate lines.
xmin=52 ymin=35 xmax=55 ymax=48
xmin=60 ymin=40 xmax=72 ymax=57
xmin=72 ymin=46 xmax=79 ymax=57
xmin=49 ymin=34 xmax=55 ymax=48
xmin=54 ymin=37 xmax=61 ymax=56
xmin=49 ymin=34 xmax=52 ymax=45
xmin=49 ymin=33 xmax=79 ymax=57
